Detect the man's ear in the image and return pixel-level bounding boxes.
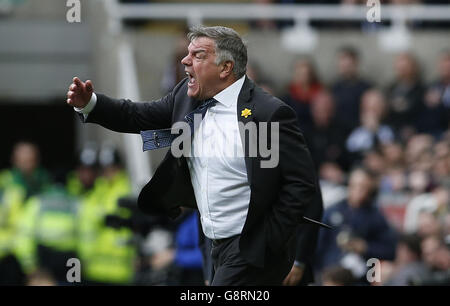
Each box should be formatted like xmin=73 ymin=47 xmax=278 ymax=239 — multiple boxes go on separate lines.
xmin=220 ymin=61 xmax=234 ymax=79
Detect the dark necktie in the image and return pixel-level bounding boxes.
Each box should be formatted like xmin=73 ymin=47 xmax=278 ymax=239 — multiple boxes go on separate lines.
xmin=141 ymin=98 xmax=217 ymax=151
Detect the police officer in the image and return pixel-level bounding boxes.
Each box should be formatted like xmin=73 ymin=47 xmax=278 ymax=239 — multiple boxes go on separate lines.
xmin=77 ymin=146 xmax=137 ymax=285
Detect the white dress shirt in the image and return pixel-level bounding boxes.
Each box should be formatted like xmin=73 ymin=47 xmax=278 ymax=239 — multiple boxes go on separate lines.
xmin=75 ymin=76 xmax=250 ymax=240
xmin=187 ymin=76 xmax=250 ymax=240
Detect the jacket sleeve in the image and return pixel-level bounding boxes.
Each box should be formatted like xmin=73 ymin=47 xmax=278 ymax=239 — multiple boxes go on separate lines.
xmin=265 ymin=104 xmax=318 ymax=252
xmin=295 ymin=182 xmax=324 ymax=264
xmin=80 ymin=79 xmax=188 ymax=133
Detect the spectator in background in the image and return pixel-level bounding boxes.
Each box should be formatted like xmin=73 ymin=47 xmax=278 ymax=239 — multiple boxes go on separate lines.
xmin=419 ymin=50 xmax=450 ymax=137
xmin=381 ymin=142 xmax=405 ymax=170
xmin=379 ymin=166 xmax=408 ymax=194
xmin=1 ymin=142 xmax=52 ymax=199
xmin=142 ymin=209 xmax=205 ymax=286
xmin=417 ymin=212 xmax=442 ymax=238
xmin=0 ymin=142 xmax=52 ymax=285
xmin=362 ymin=148 xmax=386 ymax=179
xmin=386 ymin=52 xmax=425 ymax=140
xmin=285 ymin=58 xmax=323 ymax=124
xmin=403 ymin=186 xmax=448 ymax=235
xmin=66 ymin=145 xmax=99 ymax=198
xmin=331 ymin=46 xmax=372 ymax=131
xmin=318 ymin=162 xmax=348 ymax=210
xmin=382 ymin=234 xmax=430 ymax=286
xmin=404 ymin=134 xmax=434 ymax=172
xmin=77 ymin=146 xmax=136 ymax=285
xmin=431 ymin=137 xmax=450 ymax=186
xmin=408 ymin=169 xmax=432 ymax=197
xmin=301 ymin=91 xmax=350 ymax=171
xmin=15 ymin=185 xmax=79 ymax=285
xmin=0 ymin=176 xmax=27 ymax=285
xmin=346 ymin=89 xmax=395 ymax=163
xmin=444 ymin=213 xmax=450 ymax=242
xmin=321 ymin=265 xmax=357 ymax=286
xmin=315 ymin=167 xmax=397 ymax=280
xmin=415 ymin=234 xmax=450 ymax=285
xmin=377 ymin=142 xmax=409 ymax=193
xmin=169 ymin=210 xmax=204 ymax=286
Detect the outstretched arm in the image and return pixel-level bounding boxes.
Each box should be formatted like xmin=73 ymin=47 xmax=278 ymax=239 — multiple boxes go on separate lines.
xmin=66 ymin=77 xmax=179 ymax=133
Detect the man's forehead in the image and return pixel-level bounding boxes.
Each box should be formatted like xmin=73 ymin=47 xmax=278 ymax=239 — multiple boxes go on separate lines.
xmin=188 ymin=37 xmax=215 ymax=52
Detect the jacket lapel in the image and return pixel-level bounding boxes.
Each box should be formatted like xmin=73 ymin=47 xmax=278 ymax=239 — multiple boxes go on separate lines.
xmin=237 ymin=76 xmax=256 ymax=184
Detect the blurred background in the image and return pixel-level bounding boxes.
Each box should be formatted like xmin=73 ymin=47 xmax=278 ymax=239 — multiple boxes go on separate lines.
xmin=0 ymin=0 xmax=448 ymax=286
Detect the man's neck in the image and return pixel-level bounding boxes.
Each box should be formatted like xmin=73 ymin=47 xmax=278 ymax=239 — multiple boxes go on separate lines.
xmin=211 ymin=77 xmax=239 ymax=98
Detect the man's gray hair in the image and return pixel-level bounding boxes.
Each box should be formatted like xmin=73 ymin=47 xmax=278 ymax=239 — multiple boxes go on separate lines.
xmin=187 ymin=25 xmax=247 ymax=79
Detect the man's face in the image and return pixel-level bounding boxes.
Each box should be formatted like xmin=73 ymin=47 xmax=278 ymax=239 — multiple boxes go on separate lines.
xmin=311 ymin=93 xmax=334 ymax=125
xmin=13 ymin=143 xmax=39 ymax=176
xmin=181 ymin=37 xmax=223 ymax=100
xmin=395 ymin=54 xmax=415 ymax=80
xmin=338 ymin=54 xmax=357 ymax=78
xmin=439 ymin=55 xmax=450 ymax=81
xmin=348 ymin=170 xmax=373 ymax=208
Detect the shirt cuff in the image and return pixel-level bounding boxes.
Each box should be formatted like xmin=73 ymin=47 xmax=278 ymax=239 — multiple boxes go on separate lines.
xmin=294 ymin=261 xmax=305 ymax=269
xmin=74 ymin=93 xmax=97 ymax=117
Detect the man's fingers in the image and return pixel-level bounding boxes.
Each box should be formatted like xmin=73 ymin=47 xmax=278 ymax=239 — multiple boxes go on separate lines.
xmin=85 ymin=80 xmax=93 ymax=92
xmin=282 ymin=275 xmax=290 ymax=286
xmin=67 ymin=77 xmax=92 ymax=108
xmin=286 ymin=276 xmax=298 ymax=286
xmin=289 ymin=275 xmax=299 ymax=286
xmin=73 ymin=77 xmax=83 ymax=87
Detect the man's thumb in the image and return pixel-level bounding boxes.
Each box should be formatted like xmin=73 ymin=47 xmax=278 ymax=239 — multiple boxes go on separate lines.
xmin=85 ymin=80 xmax=93 ymax=92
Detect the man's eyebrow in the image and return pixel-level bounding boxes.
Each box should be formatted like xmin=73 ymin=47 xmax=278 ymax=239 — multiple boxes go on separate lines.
xmin=190 ymin=48 xmax=207 ymax=55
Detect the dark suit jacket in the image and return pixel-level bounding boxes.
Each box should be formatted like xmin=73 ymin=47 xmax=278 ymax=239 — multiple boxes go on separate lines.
xmin=81 ymin=77 xmax=318 ymax=268
xmin=295 ymin=181 xmax=324 ymax=285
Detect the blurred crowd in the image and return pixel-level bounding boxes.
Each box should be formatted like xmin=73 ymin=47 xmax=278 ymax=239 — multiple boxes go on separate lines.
xmin=0 ymin=141 xmax=204 ymax=286
xmin=275 ymin=46 xmax=449 ymax=285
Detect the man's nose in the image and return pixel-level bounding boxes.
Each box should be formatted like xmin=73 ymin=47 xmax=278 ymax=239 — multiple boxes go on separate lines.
xmin=181 ymin=55 xmax=191 ymax=66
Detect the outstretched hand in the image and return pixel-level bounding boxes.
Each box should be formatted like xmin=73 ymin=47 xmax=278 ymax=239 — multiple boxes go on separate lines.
xmin=66 ymin=77 xmax=94 ymax=109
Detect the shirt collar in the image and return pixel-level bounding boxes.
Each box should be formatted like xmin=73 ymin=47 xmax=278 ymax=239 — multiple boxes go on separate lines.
xmin=213 ymin=75 xmax=246 ymax=108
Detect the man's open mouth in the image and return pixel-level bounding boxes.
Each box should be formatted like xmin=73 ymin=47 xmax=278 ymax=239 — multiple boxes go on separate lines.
xmin=186 ymin=71 xmax=196 ymax=86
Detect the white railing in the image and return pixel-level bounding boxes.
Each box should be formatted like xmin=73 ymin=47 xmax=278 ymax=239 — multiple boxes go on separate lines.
xmin=108 ymin=3 xmax=450 ymax=27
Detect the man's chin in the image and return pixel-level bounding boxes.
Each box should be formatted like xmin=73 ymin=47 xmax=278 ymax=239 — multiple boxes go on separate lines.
xmin=187 ymin=88 xmax=199 ymax=99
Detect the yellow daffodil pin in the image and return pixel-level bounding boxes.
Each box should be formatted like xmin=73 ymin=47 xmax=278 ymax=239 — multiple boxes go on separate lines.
xmin=241 ymin=108 xmax=252 ymax=118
